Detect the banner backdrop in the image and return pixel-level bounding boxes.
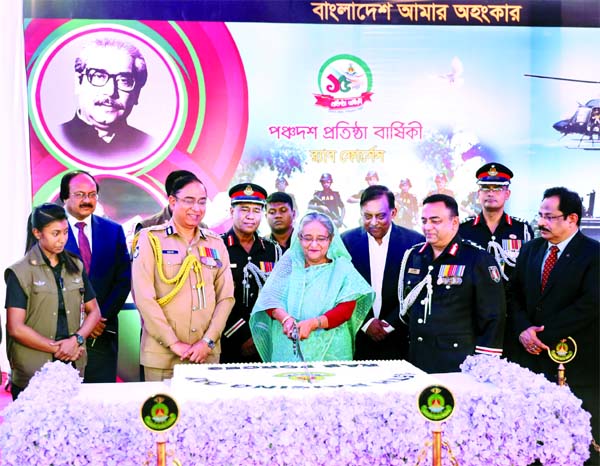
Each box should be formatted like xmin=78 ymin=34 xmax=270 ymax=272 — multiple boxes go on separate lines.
xmin=24 ymin=2 xmax=600 ymax=241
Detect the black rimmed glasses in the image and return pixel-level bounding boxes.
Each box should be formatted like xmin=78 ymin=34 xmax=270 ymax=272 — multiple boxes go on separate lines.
xmin=535 ymin=213 xmax=565 ymax=222
xmin=84 ymin=68 xmax=136 ymax=92
xmin=71 ymin=191 xmax=98 ymax=200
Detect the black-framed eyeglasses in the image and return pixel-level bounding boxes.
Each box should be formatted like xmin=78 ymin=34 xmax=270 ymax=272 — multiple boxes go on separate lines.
xmin=534 ymin=213 xmax=565 ymax=222
xmin=71 ymin=191 xmax=98 ymax=200
xmin=83 ymin=68 xmax=136 ymax=92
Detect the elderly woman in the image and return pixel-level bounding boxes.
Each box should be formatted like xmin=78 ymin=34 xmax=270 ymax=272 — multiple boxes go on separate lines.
xmin=250 ymin=212 xmax=374 ymax=362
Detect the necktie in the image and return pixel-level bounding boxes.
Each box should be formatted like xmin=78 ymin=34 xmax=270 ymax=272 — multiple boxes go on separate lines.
xmin=75 ymin=222 xmax=92 ymax=274
xmin=541 ymin=245 xmax=559 ymax=291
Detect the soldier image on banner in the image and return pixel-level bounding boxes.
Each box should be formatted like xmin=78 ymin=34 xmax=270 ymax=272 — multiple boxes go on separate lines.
xmin=221 ymin=183 xmax=281 ymax=363
xmin=308 ymin=173 xmax=346 ymax=228
xmin=393 ymin=178 xmax=419 ymax=230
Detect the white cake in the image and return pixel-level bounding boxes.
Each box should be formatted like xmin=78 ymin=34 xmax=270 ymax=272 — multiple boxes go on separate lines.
xmin=171 ymin=360 xmax=439 ymax=401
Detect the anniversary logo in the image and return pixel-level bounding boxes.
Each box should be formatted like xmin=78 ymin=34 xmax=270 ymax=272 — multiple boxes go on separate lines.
xmin=314 ymin=54 xmax=373 ymax=111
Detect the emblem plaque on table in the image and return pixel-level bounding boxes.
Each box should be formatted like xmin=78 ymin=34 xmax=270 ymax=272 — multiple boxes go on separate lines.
xmin=547 ymin=336 xmax=577 ymax=387
xmin=415 ymin=385 xmax=459 ymax=466
xmin=140 ymin=393 xmax=182 ymax=466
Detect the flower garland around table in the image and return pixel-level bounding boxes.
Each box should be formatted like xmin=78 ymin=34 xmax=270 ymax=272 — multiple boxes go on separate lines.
xmin=0 ymin=357 xmax=593 ymax=465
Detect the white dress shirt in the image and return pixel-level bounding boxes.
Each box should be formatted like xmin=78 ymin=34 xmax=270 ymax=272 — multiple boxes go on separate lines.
xmin=361 ymin=226 xmax=395 ymax=333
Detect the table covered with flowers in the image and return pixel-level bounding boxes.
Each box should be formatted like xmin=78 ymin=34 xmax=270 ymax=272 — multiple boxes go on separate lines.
xmin=0 ymin=355 xmax=593 ymax=465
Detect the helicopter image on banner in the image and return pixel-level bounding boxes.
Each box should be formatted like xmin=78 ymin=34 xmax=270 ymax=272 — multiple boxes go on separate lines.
xmin=525 ymin=73 xmax=600 ymax=150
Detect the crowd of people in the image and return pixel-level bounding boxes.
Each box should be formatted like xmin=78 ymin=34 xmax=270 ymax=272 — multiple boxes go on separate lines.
xmin=3 ymin=162 xmax=598 ymax=463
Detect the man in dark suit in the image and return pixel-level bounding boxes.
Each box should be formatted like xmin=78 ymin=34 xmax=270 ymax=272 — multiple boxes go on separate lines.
xmin=342 ymin=185 xmax=424 ymax=360
xmin=61 ymin=171 xmax=131 ymax=383
xmin=508 ymin=187 xmax=599 ymax=464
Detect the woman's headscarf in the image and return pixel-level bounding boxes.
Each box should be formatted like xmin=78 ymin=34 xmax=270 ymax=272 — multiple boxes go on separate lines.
xmin=250 ymin=214 xmax=375 ymax=362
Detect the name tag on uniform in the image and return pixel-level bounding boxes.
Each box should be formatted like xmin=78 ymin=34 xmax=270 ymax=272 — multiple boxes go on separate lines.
xmin=162 ymin=250 xmax=179 ymax=255
xmin=408 ymin=268 xmax=420 ymax=274
xmin=230 ymin=263 xmax=237 ymax=269
xmin=437 ymin=264 xmax=465 ymax=285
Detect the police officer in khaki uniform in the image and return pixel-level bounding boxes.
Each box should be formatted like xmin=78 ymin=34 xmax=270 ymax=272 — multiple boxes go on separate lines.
xmin=132 ymin=173 xmax=234 ymax=381
xmin=221 ymin=183 xmax=281 ymax=363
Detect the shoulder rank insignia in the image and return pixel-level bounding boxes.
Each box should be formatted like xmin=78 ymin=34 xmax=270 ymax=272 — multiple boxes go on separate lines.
xmin=463 ymin=239 xmax=484 ymax=251
xmin=201 ymin=228 xmax=221 ymax=239
xmin=510 ymin=215 xmax=529 ymax=224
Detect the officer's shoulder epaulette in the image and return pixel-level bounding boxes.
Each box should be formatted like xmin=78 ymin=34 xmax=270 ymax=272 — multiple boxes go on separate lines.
xmin=200 ymin=227 xmax=221 ymax=240
xmin=509 ymin=215 xmax=529 ymax=224
xmin=461 ymin=216 xmax=476 ymax=225
xmin=410 ymin=241 xmax=427 ymax=250
xmin=462 ymin=239 xmax=485 ymax=250
xmin=140 ymin=223 xmax=170 ymax=233
xmin=261 ymin=236 xmax=278 ymax=246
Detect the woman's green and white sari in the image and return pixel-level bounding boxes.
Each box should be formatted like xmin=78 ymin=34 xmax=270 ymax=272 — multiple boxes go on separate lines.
xmin=250 ymin=232 xmax=374 ymax=362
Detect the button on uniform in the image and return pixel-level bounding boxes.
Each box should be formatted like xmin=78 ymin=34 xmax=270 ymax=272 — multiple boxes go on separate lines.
xmin=417 ymin=336 xmax=423 ymax=342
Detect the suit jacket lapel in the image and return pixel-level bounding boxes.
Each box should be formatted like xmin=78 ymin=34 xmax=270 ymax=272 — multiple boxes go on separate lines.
xmin=533 ymin=241 xmax=546 ymax=296
xmin=66 ymin=223 xmax=80 ymax=256
xmin=381 ymin=226 xmax=401 ymax=294
xmin=89 ymin=215 xmax=100 ymax=271
xmin=357 ymin=229 xmax=371 ymax=283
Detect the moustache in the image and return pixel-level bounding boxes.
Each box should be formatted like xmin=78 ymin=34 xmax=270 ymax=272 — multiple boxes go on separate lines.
xmin=539 ymin=226 xmax=550 ymax=232
xmin=94 ymin=97 xmax=125 ymax=110
xmin=79 ymin=203 xmax=94 ymax=209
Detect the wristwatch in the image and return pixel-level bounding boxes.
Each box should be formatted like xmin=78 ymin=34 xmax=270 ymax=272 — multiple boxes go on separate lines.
xmin=72 ymin=333 xmax=85 ymax=346
xmin=202 ymin=337 xmax=216 ymax=350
